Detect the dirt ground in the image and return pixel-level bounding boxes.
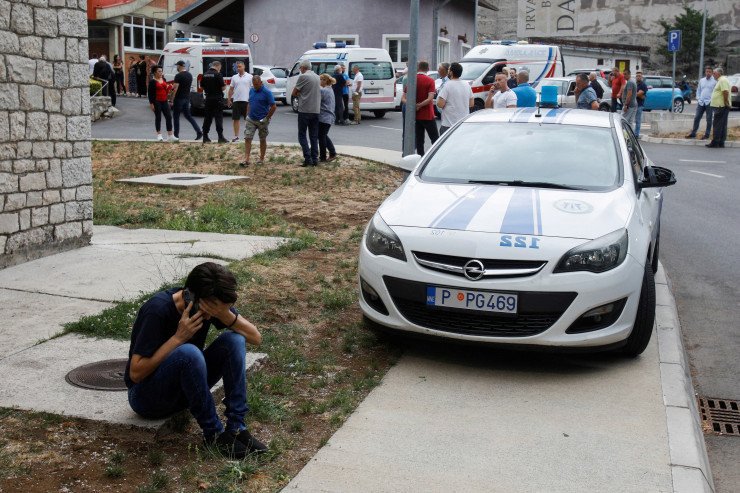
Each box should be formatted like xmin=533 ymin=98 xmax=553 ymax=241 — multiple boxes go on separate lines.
xmin=657 ymin=125 xmax=740 ymax=141
xmin=0 ymin=142 xmax=407 ymax=493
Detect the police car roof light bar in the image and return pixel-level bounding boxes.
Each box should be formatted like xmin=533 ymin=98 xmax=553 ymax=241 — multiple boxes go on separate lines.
xmin=539 ymin=85 xmax=559 ymax=108
xmin=313 ymin=42 xmax=346 ymax=49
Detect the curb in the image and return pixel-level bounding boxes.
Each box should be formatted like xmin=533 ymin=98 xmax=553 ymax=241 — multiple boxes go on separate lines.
xmin=655 ymin=264 xmax=715 ymax=493
xmin=640 ymin=135 xmax=740 ymax=147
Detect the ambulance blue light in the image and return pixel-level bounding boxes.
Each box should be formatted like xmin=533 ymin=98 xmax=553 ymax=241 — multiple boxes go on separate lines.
xmin=313 ymin=42 xmax=346 ymax=49
xmin=540 ymin=86 xmax=559 ymax=108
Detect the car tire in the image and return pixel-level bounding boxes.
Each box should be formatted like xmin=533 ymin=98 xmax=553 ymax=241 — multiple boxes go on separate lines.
xmin=621 ymin=262 xmax=656 ymax=357
xmin=599 ymin=103 xmax=610 ymax=112
xmin=472 ymin=99 xmax=485 ymax=112
xmin=651 ymin=233 xmax=660 ymax=274
xmin=672 ymin=98 xmax=684 ymax=113
xmin=291 ymin=97 xmax=299 ymax=113
xmin=373 ymin=110 xmax=386 ymax=118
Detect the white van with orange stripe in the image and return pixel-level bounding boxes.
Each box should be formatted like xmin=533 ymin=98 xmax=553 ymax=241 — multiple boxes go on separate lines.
xmin=286 ymin=43 xmax=396 ymax=118
xmin=460 ymin=41 xmax=564 ymax=111
xmin=159 ymin=39 xmax=252 ymax=112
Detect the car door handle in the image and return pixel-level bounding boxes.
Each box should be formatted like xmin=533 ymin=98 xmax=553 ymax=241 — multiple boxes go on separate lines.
xmin=654 ymin=191 xmax=662 ymax=200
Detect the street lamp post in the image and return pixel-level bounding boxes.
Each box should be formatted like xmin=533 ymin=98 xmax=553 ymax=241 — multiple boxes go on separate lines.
xmin=403 ymin=0 xmax=419 ymax=157
xmin=698 ymin=0 xmax=707 ymax=80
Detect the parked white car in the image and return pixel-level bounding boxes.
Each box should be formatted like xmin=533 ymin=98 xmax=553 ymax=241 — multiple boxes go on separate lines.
xmin=359 ymin=108 xmax=676 ymax=356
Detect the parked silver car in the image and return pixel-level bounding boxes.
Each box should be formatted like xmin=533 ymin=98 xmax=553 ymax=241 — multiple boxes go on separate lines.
xmin=251 ymin=65 xmax=289 ymax=105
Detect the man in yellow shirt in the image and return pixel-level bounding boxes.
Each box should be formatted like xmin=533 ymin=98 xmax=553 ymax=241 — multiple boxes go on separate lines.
xmin=707 ymin=68 xmax=731 ymax=148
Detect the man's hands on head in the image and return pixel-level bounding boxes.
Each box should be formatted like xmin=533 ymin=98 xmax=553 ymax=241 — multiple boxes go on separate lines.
xmin=174 ymin=301 xmax=203 ymax=344
xmin=199 ymin=298 xmax=234 ymax=325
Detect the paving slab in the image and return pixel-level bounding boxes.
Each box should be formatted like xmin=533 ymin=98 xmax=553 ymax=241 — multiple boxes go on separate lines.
xmin=288 ymin=334 xmax=672 ymax=493
xmin=117 ymin=173 xmax=249 ymax=188
xmin=0 ymin=334 xmax=267 ymax=428
xmin=0 ymin=289 xmax=112 ymax=360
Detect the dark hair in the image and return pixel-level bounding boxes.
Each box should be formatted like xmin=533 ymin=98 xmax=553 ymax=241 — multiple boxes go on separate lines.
xmin=449 ymin=62 xmax=463 ymax=78
xmin=139 ymin=55 xmax=145 ymax=60
xmin=92 ymin=53 xmax=98 ymax=58
xmin=185 ymin=262 xmax=238 ymax=304
xmin=577 ymin=73 xmax=589 ymax=83
xmin=418 ymin=60 xmax=429 ymax=72
xmin=623 ymin=69 xmax=631 ymax=74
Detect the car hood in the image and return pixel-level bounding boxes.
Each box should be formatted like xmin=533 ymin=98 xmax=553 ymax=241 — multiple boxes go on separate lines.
xmin=378 ymin=179 xmax=633 ymax=240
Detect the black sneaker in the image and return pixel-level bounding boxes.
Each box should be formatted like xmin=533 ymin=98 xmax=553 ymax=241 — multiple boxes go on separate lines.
xmin=195 ymin=131 xmax=203 ymax=141
xmin=206 ymin=430 xmax=249 ymax=459
xmin=234 ymin=429 xmax=269 ymax=455
xmin=203 ymin=134 xmax=212 ymax=143
xmin=300 ymin=160 xmax=313 ymax=167
xmin=217 ymin=135 xmax=229 ymax=143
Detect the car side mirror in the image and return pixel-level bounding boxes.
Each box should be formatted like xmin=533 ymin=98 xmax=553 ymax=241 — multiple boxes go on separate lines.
xmin=638 ymin=166 xmax=677 ymax=188
xmin=398 ymin=154 xmax=422 ymax=173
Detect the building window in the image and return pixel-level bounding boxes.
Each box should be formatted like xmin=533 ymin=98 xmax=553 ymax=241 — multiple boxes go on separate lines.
xmin=597 ymin=58 xmax=604 ymax=65
xmin=327 ymin=34 xmax=359 ymax=46
xmin=438 ymin=37 xmax=450 ymax=63
xmin=123 ymin=16 xmax=165 ymax=51
xmin=383 ymin=35 xmax=409 ymax=64
xmin=461 ymin=44 xmax=471 ymax=58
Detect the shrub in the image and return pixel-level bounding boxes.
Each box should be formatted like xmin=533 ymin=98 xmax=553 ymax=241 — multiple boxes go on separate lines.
xmin=90 ymin=78 xmax=102 ymax=96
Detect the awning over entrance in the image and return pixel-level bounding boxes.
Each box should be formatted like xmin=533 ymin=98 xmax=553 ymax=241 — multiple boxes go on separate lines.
xmin=165 ymin=0 xmax=243 ymax=34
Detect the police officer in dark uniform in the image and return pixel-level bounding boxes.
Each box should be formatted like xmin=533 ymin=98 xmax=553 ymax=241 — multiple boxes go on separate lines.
xmin=200 ymin=61 xmax=228 ymax=143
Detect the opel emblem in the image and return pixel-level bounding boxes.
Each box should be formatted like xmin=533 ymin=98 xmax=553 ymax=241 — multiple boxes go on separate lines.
xmin=463 ymin=259 xmax=485 ymax=281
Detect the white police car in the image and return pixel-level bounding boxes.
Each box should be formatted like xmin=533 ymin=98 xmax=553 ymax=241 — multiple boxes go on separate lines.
xmin=358 ymin=107 xmax=676 ymax=355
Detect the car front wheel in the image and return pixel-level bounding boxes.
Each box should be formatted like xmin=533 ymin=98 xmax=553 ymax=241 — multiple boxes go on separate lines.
xmin=373 ymin=110 xmax=386 ymax=118
xmin=672 ymin=98 xmax=684 ymax=113
xmin=621 ymin=262 xmax=656 ymax=357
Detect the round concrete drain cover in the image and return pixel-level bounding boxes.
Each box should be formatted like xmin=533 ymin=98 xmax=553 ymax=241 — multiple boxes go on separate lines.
xmin=167 ymin=176 xmax=205 ymax=181
xmin=65 ymin=359 xmax=128 ymax=391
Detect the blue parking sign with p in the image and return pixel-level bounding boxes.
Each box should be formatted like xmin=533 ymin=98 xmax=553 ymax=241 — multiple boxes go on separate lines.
xmin=668 ymin=30 xmax=681 ymax=51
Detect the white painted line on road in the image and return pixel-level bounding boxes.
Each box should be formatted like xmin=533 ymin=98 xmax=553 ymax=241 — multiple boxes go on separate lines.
xmin=680 ymin=159 xmax=726 ymax=164
xmin=370 ymin=125 xmax=402 ymax=131
xmin=689 ymin=170 xmax=724 ymax=178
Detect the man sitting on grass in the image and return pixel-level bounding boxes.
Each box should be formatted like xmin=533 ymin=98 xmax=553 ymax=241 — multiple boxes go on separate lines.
xmin=124 ymin=262 xmax=267 ymax=458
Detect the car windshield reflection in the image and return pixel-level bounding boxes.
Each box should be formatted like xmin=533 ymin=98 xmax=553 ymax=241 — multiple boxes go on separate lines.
xmin=420 ymin=122 xmax=620 ymax=191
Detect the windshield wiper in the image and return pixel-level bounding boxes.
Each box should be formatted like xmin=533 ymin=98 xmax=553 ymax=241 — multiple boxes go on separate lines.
xmin=467 ymin=180 xmax=584 ymax=190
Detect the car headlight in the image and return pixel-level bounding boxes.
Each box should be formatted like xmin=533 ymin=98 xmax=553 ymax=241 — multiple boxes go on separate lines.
xmin=365 ymin=213 xmax=407 ymax=261
xmin=554 ymin=229 xmax=628 ymax=273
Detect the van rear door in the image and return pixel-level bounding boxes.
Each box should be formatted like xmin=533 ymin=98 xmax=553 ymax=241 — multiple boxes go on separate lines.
xmin=349 ymin=61 xmax=394 ymax=103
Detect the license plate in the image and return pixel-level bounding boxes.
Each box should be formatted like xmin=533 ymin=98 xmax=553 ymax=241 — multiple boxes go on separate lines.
xmin=426 ymin=287 xmax=518 ymax=314
xmin=365 ymin=89 xmax=379 ymax=94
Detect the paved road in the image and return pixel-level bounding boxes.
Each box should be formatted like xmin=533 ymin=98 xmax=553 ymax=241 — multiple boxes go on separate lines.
xmin=642 ymin=142 xmax=740 ymax=493
xmin=92 ymin=95 xmax=405 ymax=150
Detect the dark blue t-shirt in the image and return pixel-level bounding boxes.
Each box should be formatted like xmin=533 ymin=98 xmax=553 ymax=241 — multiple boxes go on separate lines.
xmin=173 ymin=71 xmax=193 ymax=100
xmin=636 ymin=81 xmax=649 ymax=107
xmin=247 ymin=86 xmax=275 ymax=120
xmin=124 ymin=287 xmax=234 ymax=388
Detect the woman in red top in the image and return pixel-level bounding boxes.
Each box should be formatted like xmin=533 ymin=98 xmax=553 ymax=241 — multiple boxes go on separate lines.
xmin=148 ymin=66 xmax=174 ymax=141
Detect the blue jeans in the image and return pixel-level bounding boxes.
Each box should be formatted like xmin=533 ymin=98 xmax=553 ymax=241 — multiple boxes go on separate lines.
xmin=689 ymin=104 xmax=713 ymax=138
xmin=297 ymin=112 xmax=319 ymax=163
xmin=173 ymin=98 xmax=201 ymax=138
xmin=634 ymin=106 xmax=643 ymax=137
xmin=128 ymin=330 xmax=248 ymax=440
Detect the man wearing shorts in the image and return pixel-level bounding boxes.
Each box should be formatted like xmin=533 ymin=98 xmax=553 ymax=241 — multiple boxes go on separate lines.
xmin=242 ymin=75 xmax=276 ymax=167
xmin=227 ymin=60 xmax=252 ymax=143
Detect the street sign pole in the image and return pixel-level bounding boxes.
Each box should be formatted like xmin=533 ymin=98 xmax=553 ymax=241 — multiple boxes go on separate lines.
xmin=403 ymin=0 xmax=419 ymax=157
xmin=672 ymin=51 xmax=676 ymax=111
xmin=668 ymin=30 xmax=681 ymax=113
xmin=698 ymin=0 xmax=707 ymax=81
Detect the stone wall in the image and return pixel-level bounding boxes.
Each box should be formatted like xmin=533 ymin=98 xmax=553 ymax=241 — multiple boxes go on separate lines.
xmin=0 ymin=0 xmax=92 ymax=269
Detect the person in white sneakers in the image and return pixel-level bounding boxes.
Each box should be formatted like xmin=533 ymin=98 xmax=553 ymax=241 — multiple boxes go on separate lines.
xmin=227 ymin=60 xmax=252 ymax=142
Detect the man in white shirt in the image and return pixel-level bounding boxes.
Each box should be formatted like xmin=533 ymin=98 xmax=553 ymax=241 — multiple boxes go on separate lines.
xmin=227 ymin=60 xmax=252 ymax=142
xmin=686 ymin=67 xmax=717 ymax=140
xmin=88 ymin=53 xmax=98 ymax=75
xmin=485 ymin=73 xmax=517 ymax=109
xmin=436 ymin=62 xmax=473 ymax=134
xmin=350 ymin=65 xmax=364 ymax=124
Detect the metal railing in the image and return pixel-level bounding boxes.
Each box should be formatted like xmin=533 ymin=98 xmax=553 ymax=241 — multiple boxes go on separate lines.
xmin=90 ymin=77 xmax=110 ymax=97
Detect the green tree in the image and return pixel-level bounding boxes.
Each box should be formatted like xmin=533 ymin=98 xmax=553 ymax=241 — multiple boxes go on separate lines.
xmin=658 ymin=4 xmax=719 ymax=73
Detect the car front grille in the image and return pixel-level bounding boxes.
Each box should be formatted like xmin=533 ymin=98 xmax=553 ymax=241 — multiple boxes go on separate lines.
xmin=412 ymin=251 xmax=547 ymax=279
xmin=384 ymin=276 xmax=576 ymax=338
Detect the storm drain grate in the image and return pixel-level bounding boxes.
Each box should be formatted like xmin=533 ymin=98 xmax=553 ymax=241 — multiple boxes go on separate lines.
xmin=65 ymin=359 xmax=128 ymax=391
xmin=697 ymin=396 xmax=740 ymax=436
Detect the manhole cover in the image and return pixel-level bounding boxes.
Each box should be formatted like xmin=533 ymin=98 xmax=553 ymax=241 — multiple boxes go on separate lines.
xmin=167 ymin=176 xmax=206 ymax=181
xmin=65 ymin=359 xmax=128 ymax=391
xmin=698 ymin=396 xmax=740 ymax=436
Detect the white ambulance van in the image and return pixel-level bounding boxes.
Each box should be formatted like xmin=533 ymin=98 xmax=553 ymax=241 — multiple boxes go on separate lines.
xmin=459 ymin=41 xmax=564 ymax=110
xmin=158 ymin=39 xmax=252 ymax=112
xmin=286 ymin=43 xmax=396 ymax=118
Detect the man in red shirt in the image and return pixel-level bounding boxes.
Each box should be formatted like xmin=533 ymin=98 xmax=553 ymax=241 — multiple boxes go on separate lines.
xmin=608 ymin=66 xmax=625 ymax=113
xmin=402 ymin=60 xmax=438 ymax=156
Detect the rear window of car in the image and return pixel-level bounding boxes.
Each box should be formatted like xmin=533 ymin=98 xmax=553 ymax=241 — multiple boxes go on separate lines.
xmin=202 ymin=57 xmax=249 ymax=77
xmin=349 ymin=62 xmax=394 ymax=80
xmin=271 ymin=68 xmax=287 ymax=78
xmin=421 ymin=122 xmax=620 ymax=191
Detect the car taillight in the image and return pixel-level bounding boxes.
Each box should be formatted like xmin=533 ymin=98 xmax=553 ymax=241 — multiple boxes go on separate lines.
xmin=732 ymin=86 xmax=738 ymax=93
xmin=197 ymin=74 xmax=203 ymax=92
xmin=266 ymin=78 xmax=275 ymax=84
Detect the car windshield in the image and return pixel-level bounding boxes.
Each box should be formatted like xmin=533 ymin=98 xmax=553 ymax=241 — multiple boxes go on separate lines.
xmin=420 ymin=122 xmax=620 ymax=190
xmin=458 ymin=62 xmax=491 ymax=80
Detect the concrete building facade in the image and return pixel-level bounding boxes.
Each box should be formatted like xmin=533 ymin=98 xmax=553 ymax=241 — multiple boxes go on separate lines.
xmin=1 ymin=0 xmax=93 ymax=268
